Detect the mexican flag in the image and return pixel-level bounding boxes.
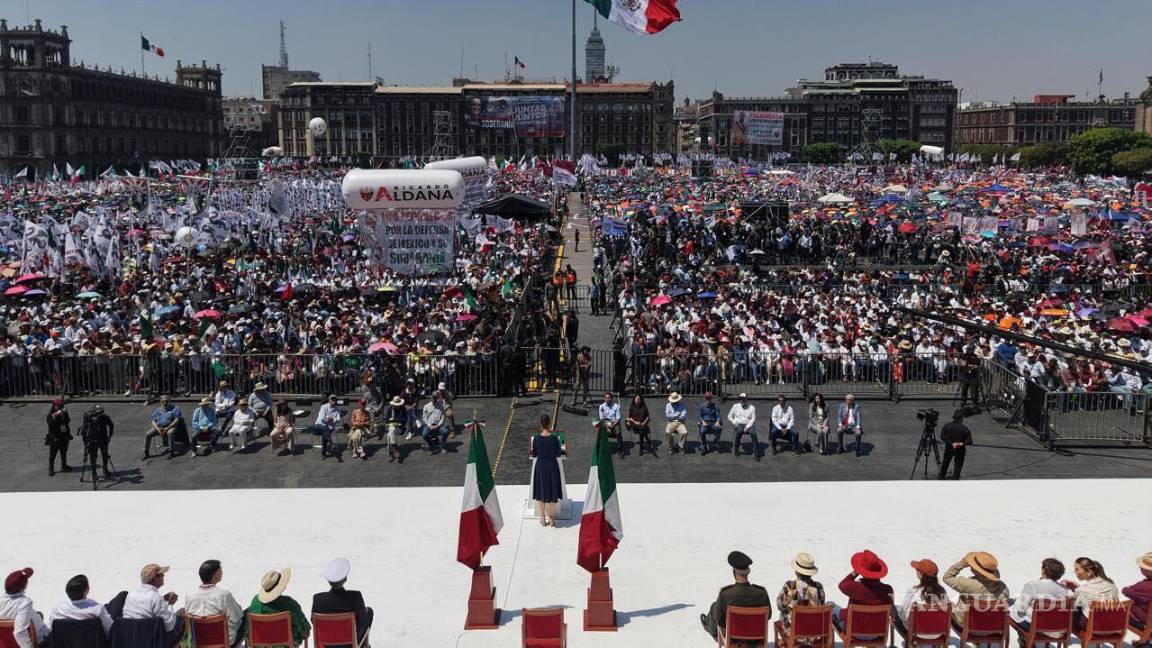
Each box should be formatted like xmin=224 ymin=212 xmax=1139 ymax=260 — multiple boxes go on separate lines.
xmin=584 ymin=0 xmax=681 ymax=35
xmin=457 ymin=421 xmax=503 ymax=569
xmin=577 ymin=423 xmax=623 ymax=573
xmin=141 ymin=35 xmax=165 ymax=57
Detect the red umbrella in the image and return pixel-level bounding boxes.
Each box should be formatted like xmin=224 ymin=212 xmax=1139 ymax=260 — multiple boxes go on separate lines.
xmin=3 ymin=285 xmax=27 ymax=296
xmin=456 ymin=313 xmax=478 ymax=322
xmin=442 ymin=286 xmax=463 ymax=299
xmin=1107 ymin=317 xmax=1136 ymax=333
xmin=1126 ymin=315 xmax=1150 ymax=328
xmin=194 ymin=309 xmax=223 ymax=319
xmin=1137 ymin=308 xmax=1152 ymax=319
xmin=897 ymin=222 xmax=918 ymax=234
xmin=1027 ymin=236 xmax=1050 ymax=247
xmin=650 ymin=294 xmax=672 ymax=306
xmin=368 ymin=341 xmax=399 ymax=354
xmin=14 ymin=272 xmax=45 ymax=284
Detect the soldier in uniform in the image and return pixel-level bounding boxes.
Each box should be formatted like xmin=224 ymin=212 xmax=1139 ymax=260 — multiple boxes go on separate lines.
xmin=701 ymin=551 xmax=772 ymax=641
xmin=82 ymin=404 xmax=115 ymax=479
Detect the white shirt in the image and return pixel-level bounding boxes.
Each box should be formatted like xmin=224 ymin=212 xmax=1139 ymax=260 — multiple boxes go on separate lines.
xmin=598 ymin=401 xmax=621 ymax=424
xmin=230 ymin=407 xmax=256 ymax=432
xmin=49 ymin=598 xmax=113 ymax=635
xmin=771 ymin=404 xmax=795 ymax=429
xmin=0 ymin=593 xmax=51 ymax=648
xmin=1010 ymin=578 xmax=1069 ymax=624
xmin=185 ymin=584 xmax=244 ymax=643
xmin=122 ymin=584 xmax=178 ymax=631
xmin=315 ymin=403 xmax=343 ymax=427
xmin=727 ymin=402 xmax=757 ymax=429
xmin=214 ymin=389 xmax=236 ymax=412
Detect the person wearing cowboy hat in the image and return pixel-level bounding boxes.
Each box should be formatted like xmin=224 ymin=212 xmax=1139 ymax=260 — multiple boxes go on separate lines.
xmin=227 ymin=397 xmax=257 ymax=452
xmin=700 ymin=551 xmax=771 ymax=641
xmin=835 ymin=550 xmax=894 ymax=629
xmin=0 ymin=567 xmax=51 ymax=648
xmin=191 ymin=396 xmax=219 ymax=455
xmin=942 ymin=551 xmax=1010 ymax=625
xmin=213 ymin=380 xmax=237 ymax=432
xmin=1122 ymin=551 xmax=1152 ymax=629
xmin=664 ymin=392 xmax=688 ymax=454
xmin=728 ymin=393 xmax=761 ymax=461
xmin=248 ymin=382 xmax=275 ymax=436
xmin=383 ymin=395 xmax=406 ymax=462
xmin=776 ymin=553 xmax=826 ymax=632
xmin=123 ymin=564 xmax=183 ymax=647
xmin=247 ymin=568 xmax=309 ymax=647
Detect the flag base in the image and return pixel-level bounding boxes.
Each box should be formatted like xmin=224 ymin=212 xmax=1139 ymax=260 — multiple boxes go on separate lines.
xmin=464 ymin=566 xmax=501 ymax=630
xmin=583 ymin=568 xmax=618 ymax=631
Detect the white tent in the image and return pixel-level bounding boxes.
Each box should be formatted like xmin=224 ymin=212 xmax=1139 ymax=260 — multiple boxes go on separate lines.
xmin=919 ymin=145 xmax=945 ymax=156
xmin=817 ymin=192 xmax=854 ymax=204
xmin=1064 ymin=197 xmax=1097 ymax=207
xmin=883 ymin=184 xmax=909 ymax=194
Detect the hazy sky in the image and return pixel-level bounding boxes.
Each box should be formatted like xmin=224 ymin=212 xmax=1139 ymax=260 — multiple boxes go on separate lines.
xmin=7 ymin=0 xmax=1152 ymax=103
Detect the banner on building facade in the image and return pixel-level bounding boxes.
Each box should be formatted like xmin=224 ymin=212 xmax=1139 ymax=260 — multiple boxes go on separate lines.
xmin=731 ymin=111 xmax=784 ymax=146
xmin=463 ymin=96 xmax=566 ymax=137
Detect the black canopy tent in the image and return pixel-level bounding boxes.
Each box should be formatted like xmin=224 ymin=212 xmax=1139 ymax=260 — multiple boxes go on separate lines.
xmin=473 ymin=193 xmax=551 ymax=220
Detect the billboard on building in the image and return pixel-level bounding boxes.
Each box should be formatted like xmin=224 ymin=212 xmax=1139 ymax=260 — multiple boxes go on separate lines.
xmin=463 ymin=96 xmax=566 ymax=137
xmin=731 ymin=111 xmax=784 ymax=146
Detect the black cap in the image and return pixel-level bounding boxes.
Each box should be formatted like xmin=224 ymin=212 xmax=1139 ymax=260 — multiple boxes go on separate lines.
xmin=728 ymin=551 xmax=752 ymax=570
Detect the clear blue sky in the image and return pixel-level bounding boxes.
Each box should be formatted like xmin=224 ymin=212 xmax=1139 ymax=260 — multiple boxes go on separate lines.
xmin=7 ymin=0 xmax=1152 ymax=103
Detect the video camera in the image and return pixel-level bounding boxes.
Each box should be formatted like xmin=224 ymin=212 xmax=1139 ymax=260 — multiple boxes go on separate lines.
xmin=915 ymin=408 xmax=939 ymax=423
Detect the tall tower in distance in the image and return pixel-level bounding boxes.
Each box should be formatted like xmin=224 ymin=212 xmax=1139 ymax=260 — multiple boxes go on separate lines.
xmin=278 ymin=20 xmax=288 ymax=69
xmin=585 ymin=11 xmax=605 ymax=82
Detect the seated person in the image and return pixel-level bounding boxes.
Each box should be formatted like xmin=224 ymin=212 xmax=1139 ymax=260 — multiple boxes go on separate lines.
xmin=145 ymin=395 xmax=189 ymax=459
xmin=420 ymin=393 xmax=449 ymax=453
xmin=1123 ymin=551 xmax=1152 ymax=630
xmin=248 ymin=568 xmax=309 ymax=648
xmin=314 ymin=395 xmax=344 ymax=458
xmin=191 ymin=396 xmax=218 ymax=449
xmin=1 ymin=567 xmax=51 ymax=648
xmin=776 ymin=553 xmax=825 ymax=633
xmin=49 ymin=574 xmax=114 ymax=639
xmin=894 ymin=559 xmax=950 ymax=637
xmin=835 ymin=550 xmax=894 ymax=632
xmin=348 ymin=400 xmax=371 ymax=460
xmin=312 ymin=559 xmax=373 ymax=645
xmin=122 ymin=564 xmax=183 ymax=648
xmin=771 ymin=395 xmax=798 ymax=455
xmin=227 ymin=398 xmax=256 ymax=452
xmin=698 ymin=392 xmax=722 ymax=455
xmin=625 ymin=394 xmax=652 ymax=455
xmin=185 ymin=560 xmax=245 ymax=648
xmin=269 ymin=401 xmax=296 ymax=453
xmin=213 ymin=380 xmax=237 ymax=430
xmin=1011 ymin=558 xmax=1068 ymax=630
xmin=249 ymin=382 xmax=275 ymax=435
xmin=700 ymin=551 xmax=771 ymax=642
xmin=942 ymin=552 xmax=1010 ymax=627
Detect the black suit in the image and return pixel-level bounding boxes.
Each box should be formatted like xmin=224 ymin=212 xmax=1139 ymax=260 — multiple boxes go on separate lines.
xmin=312 ymin=587 xmax=373 ymax=642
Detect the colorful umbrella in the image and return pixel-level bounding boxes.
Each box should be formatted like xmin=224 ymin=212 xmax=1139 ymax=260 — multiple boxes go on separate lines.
xmin=15 ymin=273 xmax=45 ymax=284
xmin=3 ymin=285 xmax=27 ymax=296
xmin=22 ymin=289 xmax=47 ymax=297
xmin=368 ymin=341 xmax=399 ymax=354
xmin=194 ymin=309 xmax=223 ymax=319
xmin=1107 ymin=317 xmax=1136 ymax=333
xmin=456 ymin=313 xmax=478 ymax=322
xmin=1039 ymin=309 xmax=1067 ymax=317
xmin=650 ymin=294 xmax=672 ymax=306
xmin=75 ymin=291 xmax=102 ymax=299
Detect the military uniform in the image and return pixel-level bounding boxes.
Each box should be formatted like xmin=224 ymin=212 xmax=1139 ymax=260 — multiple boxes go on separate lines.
xmin=702 ymin=551 xmax=772 ymax=639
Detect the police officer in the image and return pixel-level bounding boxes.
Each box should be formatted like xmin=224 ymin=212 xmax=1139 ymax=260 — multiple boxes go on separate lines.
xmin=958 ymin=347 xmax=983 ymax=408
xmin=938 ymin=411 xmax=973 ymax=480
xmin=701 ymin=551 xmax=771 ymax=641
xmin=82 ymin=404 xmax=115 ymax=479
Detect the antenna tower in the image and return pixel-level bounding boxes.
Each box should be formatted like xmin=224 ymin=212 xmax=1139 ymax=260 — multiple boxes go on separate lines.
xmin=425 ymin=111 xmax=455 ymax=159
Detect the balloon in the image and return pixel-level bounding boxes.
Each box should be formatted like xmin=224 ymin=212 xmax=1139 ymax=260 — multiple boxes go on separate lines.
xmin=308 ymin=117 xmax=327 ymax=137
xmin=341 ymin=169 xmax=465 ymax=210
xmin=174 ymin=226 xmax=196 ymax=249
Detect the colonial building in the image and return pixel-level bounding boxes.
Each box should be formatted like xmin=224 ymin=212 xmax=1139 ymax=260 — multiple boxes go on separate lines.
xmin=673 ymin=98 xmax=699 ymax=156
xmin=954 ymin=94 xmax=1138 ymax=147
xmin=1138 ymin=77 xmax=1152 ymax=135
xmin=0 ymin=18 xmax=224 ymax=179
xmin=222 ymin=97 xmax=278 ymax=158
xmin=277 ymin=79 xmax=674 ymax=160
xmin=261 ymin=21 xmax=321 ymax=101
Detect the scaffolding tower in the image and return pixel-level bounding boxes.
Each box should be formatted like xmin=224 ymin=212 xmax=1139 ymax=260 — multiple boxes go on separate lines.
xmin=424 ymin=110 xmax=456 ymax=160
xmin=850 ymin=108 xmax=883 ymax=162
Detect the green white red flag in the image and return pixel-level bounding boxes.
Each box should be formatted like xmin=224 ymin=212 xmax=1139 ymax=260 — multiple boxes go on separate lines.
xmin=583 ymin=0 xmax=681 ymax=35
xmin=457 ymin=421 xmax=503 ymax=569
xmin=141 ymin=35 xmax=165 ymax=57
xmin=577 ymin=423 xmax=623 ymax=573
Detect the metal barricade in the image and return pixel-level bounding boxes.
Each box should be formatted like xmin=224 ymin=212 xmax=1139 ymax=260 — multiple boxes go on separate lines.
xmin=1043 ymin=390 xmax=1151 ymax=446
xmin=892 ymin=354 xmax=962 ymax=400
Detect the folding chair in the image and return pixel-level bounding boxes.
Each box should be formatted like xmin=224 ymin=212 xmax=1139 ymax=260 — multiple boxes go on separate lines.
xmin=835 ymin=604 xmax=892 ymax=648
xmin=1072 ymin=600 xmax=1131 ymax=648
xmin=1127 ymin=608 xmax=1151 ymax=648
xmin=774 ymin=604 xmax=833 ymax=648
xmin=521 ymin=607 xmax=566 ymax=648
xmin=0 ymin=620 xmax=35 ymax=648
xmin=1008 ymin=598 xmax=1074 ymax=648
xmin=49 ymin=617 xmax=108 ymax=648
xmin=951 ymin=601 xmax=1010 ymax=648
xmin=719 ymin=605 xmax=771 ymax=647
xmin=312 ymin=612 xmax=367 ymax=648
xmin=902 ymin=604 xmax=952 ymax=648
xmin=188 ymin=613 xmax=230 ymax=648
xmin=249 ymin=611 xmax=307 ymax=648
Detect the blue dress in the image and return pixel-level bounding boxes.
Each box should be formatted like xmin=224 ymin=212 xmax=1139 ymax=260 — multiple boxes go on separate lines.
xmin=531 ymin=433 xmax=563 ymax=503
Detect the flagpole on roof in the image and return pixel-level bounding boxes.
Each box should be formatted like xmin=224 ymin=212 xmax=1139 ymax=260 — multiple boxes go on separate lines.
xmin=140 ymin=31 xmax=145 ymax=77
xmin=570 ymin=0 xmax=577 ymax=162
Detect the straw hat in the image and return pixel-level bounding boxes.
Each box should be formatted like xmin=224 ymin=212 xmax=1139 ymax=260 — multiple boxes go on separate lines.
xmin=389 ymin=396 xmax=405 ymax=407
xmin=792 ymin=553 xmax=818 ymax=576
xmin=667 ymin=392 xmax=682 ymax=403
xmin=257 ymin=567 xmax=292 ymax=603
xmin=965 ymin=551 xmax=1000 ymax=581
xmin=199 ymin=396 xmax=212 ymax=405
xmin=254 ymin=381 xmax=268 ymax=390
xmin=1136 ymin=551 xmax=1152 ymax=571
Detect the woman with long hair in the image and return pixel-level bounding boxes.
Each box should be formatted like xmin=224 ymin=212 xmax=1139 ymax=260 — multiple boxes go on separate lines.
xmin=626 ymin=394 xmax=652 ymax=456
xmin=530 ymin=415 xmax=564 ymax=527
xmin=1065 ymin=557 xmax=1120 ymax=629
xmin=895 ymin=559 xmax=950 ymax=635
xmin=807 ymin=393 xmax=830 ymax=455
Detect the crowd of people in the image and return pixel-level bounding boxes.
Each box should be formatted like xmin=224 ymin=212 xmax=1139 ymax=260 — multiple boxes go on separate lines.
xmin=701 ymin=548 xmax=1152 ymax=645
xmin=0 ymin=558 xmax=372 ymax=648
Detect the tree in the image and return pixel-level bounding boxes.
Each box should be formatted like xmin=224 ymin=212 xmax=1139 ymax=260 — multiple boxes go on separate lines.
xmin=876 ymin=139 xmax=921 ymax=162
xmin=1111 ymin=147 xmax=1152 ymax=177
xmin=802 ymin=142 xmax=844 ymax=164
xmin=1066 ymin=127 xmax=1152 ymax=175
xmin=1017 ymin=143 xmax=1070 ymax=169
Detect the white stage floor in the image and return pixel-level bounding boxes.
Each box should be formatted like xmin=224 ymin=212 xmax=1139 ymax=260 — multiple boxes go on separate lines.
xmin=4 ymin=480 xmax=1150 ymax=647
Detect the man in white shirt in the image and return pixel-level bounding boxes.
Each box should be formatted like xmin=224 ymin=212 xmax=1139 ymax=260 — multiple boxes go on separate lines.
xmin=314 ymin=394 xmax=344 ymax=458
xmin=770 ymin=395 xmax=798 ymax=455
xmin=598 ymin=392 xmax=621 ymax=438
xmin=185 ymin=560 xmax=244 ymax=647
xmin=420 ymin=393 xmax=448 ymax=453
xmin=49 ymin=575 xmax=113 ymax=637
xmin=664 ymin=392 xmax=688 ymax=454
xmin=727 ymin=393 xmax=761 ymax=461
xmin=123 ymin=563 xmax=182 ymax=647
xmin=0 ymin=568 xmax=50 ymax=648
xmin=227 ymin=398 xmax=256 ymax=452
xmin=1010 ymin=558 xmax=1070 ymax=628
xmin=214 ymin=380 xmax=237 ymax=431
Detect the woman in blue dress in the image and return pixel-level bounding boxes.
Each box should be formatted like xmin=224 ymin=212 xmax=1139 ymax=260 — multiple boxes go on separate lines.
xmin=531 ymin=414 xmax=564 ymax=526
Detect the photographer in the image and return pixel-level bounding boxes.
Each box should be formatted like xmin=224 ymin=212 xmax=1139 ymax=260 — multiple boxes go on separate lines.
xmin=938 ymin=412 xmax=973 ymax=480
xmin=82 ymin=404 xmax=115 ymax=479
xmin=45 ymin=399 xmax=72 ymax=476
xmin=958 ymin=347 xmax=982 ymax=408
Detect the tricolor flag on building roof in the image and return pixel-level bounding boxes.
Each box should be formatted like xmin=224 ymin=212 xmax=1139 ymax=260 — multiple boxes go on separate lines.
xmin=141 ymin=35 xmax=165 ymax=57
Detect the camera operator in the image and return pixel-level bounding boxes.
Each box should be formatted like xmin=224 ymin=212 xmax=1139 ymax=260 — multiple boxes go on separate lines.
xmin=958 ymin=347 xmax=983 ymax=408
xmin=938 ymin=411 xmax=973 ymax=480
xmin=45 ymin=399 xmax=72 ymax=476
xmin=82 ymin=404 xmax=115 ymax=479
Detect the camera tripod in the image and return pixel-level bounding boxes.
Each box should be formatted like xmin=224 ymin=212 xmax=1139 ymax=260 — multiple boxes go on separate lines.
xmin=909 ymin=424 xmax=941 ymax=480
xmin=79 ymin=443 xmax=117 ymax=491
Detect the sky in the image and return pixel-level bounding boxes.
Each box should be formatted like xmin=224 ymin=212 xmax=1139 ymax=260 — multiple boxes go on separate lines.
xmin=5 ymin=0 xmax=1152 ymax=104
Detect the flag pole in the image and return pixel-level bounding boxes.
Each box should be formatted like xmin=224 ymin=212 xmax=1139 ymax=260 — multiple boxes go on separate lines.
xmin=140 ymin=31 xmax=146 ymax=77
xmin=570 ymin=0 xmax=577 ymax=162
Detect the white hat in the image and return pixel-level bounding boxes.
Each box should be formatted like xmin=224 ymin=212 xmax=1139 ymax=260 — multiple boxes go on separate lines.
xmin=438 ymin=382 xmax=447 ymax=391
xmin=324 ymin=557 xmax=350 ymax=583
xmin=667 ymin=392 xmax=682 ymax=403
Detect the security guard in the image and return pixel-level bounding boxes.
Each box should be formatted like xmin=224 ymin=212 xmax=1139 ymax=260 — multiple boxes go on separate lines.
xmin=938 ymin=411 xmax=973 ymax=480
xmin=701 ymin=551 xmax=771 ymax=640
xmin=82 ymin=404 xmax=116 ymax=479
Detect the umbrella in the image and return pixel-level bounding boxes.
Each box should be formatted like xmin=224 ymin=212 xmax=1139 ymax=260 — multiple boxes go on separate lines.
xmin=442 ymin=286 xmax=464 ymax=299
xmin=1064 ymin=198 xmax=1097 ymax=207
xmin=883 ymin=184 xmax=908 ymax=194
xmin=228 ymin=303 xmax=252 ymax=314
xmin=368 ymin=341 xmax=399 ymax=354
xmin=418 ymin=330 xmax=446 ymax=345
xmin=650 ymin=294 xmax=672 ymax=306
xmin=1127 ymin=315 xmax=1150 ymax=328
xmin=194 ymin=309 xmax=223 ymax=319
xmin=456 ymin=313 xmax=478 ymax=322
xmin=1107 ymin=317 xmax=1136 ymax=332
xmin=1137 ymin=308 xmax=1152 ymax=318
xmin=3 ymin=286 xmax=27 ymax=296
xmin=1076 ymin=307 xmax=1098 ymax=318
xmin=15 ymin=272 xmax=45 ymax=284
xmin=75 ymin=291 xmax=101 ymax=299
xmin=698 ymin=291 xmax=718 ymax=299
xmin=668 ymin=287 xmax=690 ymax=298
xmin=1039 ymin=309 xmax=1067 ymax=317
xmin=748 ymin=249 xmax=766 ymax=256
xmin=154 ymin=305 xmax=181 ymax=319
xmin=897 ymin=222 xmax=918 ymax=234
xmin=378 ymin=285 xmax=399 ymax=292
xmin=22 ymin=289 xmax=47 ymax=297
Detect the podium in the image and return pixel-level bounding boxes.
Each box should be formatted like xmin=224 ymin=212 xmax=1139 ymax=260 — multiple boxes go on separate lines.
xmin=463 ymin=566 xmax=501 ymax=629
xmin=583 ymin=568 xmax=618 ymax=631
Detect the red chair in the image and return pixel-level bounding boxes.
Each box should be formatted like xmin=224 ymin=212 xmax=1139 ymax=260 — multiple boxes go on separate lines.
xmin=0 ymin=620 xmax=36 ymax=648
xmin=901 ymin=604 xmax=952 ymax=648
xmin=521 ymin=607 xmax=565 ymax=648
xmin=249 ymin=611 xmax=307 ymax=648
xmin=312 ymin=613 xmax=367 ymax=648
xmin=1073 ymin=600 xmax=1131 ymax=648
xmin=835 ymin=604 xmax=892 ymax=648
xmin=188 ymin=613 xmax=230 ymax=648
xmin=719 ymin=605 xmax=771 ymax=647
xmin=951 ymin=601 xmax=1010 ymax=648
xmin=1008 ymin=598 xmax=1074 ymax=648
xmin=774 ymin=604 xmax=833 ymax=648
